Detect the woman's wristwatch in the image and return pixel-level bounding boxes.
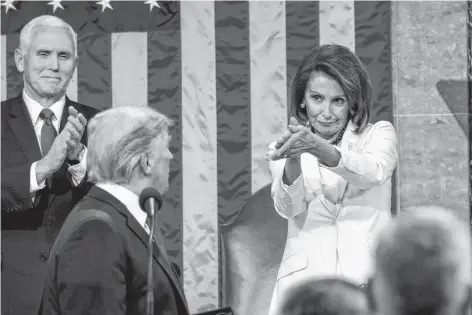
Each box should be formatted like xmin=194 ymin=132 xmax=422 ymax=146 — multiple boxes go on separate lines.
xmin=67 ymin=145 xmax=85 ymax=166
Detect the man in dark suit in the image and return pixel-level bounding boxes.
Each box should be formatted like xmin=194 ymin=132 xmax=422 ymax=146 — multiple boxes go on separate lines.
xmin=1 ymin=15 xmax=98 ymax=315
xmin=40 ymin=106 xmax=190 ymax=315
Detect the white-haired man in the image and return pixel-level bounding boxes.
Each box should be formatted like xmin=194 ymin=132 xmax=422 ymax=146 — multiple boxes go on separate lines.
xmin=40 ymin=106 xmax=190 ymax=315
xmin=369 ymin=206 xmax=471 ymax=315
xmin=1 ymin=15 xmax=98 ymax=315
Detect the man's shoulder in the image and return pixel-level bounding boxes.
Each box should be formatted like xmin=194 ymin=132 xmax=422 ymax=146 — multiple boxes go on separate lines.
xmin=1 ymin=95 xmax=21 ymax=112
xmin=67 ymin=99 xmax=100 ymax=119
xmin=68 ymin=196 xmax=119 ymax=229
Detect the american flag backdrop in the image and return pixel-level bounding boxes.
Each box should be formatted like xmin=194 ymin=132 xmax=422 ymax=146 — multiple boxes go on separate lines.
xmin=1 ymin=0 xmax=397 ymax=312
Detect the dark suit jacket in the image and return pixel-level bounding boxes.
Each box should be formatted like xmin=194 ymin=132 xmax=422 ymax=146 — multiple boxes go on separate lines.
xmin=1 ymin=93 xmax=98 ymax=315
xmin=40 ymin=185 xmax=190 ymax=315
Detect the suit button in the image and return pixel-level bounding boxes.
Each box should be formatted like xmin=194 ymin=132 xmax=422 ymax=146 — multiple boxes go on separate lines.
xmin=39 ymin=252 xmax=49 ymax=262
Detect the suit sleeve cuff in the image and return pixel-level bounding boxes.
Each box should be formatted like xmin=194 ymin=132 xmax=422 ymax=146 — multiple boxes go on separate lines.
xmin=68 ymin=146 xmax=88 ymax=186
xmin=30 ymin=161 xmax=46 ymax=193
xmin=280 ymin=172 xmax=304 ymax=196
xmin=322 ymin=146 xmax=363 ymax=176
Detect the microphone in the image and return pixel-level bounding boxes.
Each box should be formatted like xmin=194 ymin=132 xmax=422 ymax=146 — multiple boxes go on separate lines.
xmin=139 ymin=187 xmax=163 ymax=218
xmin=139 ymin=187 xmax=163 ymax=315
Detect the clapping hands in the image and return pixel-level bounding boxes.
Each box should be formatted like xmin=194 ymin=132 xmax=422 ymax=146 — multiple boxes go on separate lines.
xmin=265 ymin=117 xmax=315 ymax=161
xmin=65 ymin=106 xmax=87 ymax=160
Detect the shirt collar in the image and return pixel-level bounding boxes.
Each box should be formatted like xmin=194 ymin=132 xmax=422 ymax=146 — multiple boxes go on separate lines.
xmin=96 ymin=182 xmax=148 ymax=229
xmin=23 ymin=89 xmax=66 ymax=126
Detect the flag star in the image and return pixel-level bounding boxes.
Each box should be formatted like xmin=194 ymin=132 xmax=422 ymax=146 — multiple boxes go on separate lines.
xmin=96 ymin=0 xmax=113 ymax=12
xmin=144 ymin=0 xmax=160 ymax=12
xmin=1 ymin=0 xmax=17 ymax=13
xmin=47 ymin=0 xmax=64 ymax=13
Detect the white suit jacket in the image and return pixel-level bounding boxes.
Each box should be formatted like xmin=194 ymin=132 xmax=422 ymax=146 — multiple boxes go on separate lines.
xmin=267 ymin=120 xmax=398 ymax=315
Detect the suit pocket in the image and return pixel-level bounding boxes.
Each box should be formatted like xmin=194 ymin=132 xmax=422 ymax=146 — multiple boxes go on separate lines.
xmin=277 ymin=252 xmax=308 ymax=281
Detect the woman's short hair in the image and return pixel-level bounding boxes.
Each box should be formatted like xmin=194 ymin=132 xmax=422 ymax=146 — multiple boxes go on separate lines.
xmin=86 ymin=106 xmax=173 ymax=184
xmin=290 ymin=44 xmax=372 ymax=133
xmin=19 ymin=15 xmax=77 ymax=56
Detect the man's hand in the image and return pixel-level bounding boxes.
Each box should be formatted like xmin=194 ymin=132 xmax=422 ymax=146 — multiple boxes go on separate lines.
xmin=65 ymin=106 xmax=87 ymax=160
xmin=35 ymin=123 xmax=71 ymax=184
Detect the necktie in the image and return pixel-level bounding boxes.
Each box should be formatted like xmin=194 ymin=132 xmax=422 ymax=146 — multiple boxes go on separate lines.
xmin=145 ymin=215 xmax=170 ymax=262
xmin=40 ymin=108 xmax=57 ymax=188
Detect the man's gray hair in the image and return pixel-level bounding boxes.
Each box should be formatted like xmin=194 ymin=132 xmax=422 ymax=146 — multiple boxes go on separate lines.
xmin=19 ymin=15 xmax=77 ymax=56
xmin=375 ymin=205 xmax=471 ymax=315
xmin=86 ymin=106 xmax=173 ymax=185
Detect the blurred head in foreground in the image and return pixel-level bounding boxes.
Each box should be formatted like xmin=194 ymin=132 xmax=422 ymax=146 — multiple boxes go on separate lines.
xmin=280 ymin=277 xmax=370 ymax=315
xmin=371 ymin=206 xmax=471 ymax=315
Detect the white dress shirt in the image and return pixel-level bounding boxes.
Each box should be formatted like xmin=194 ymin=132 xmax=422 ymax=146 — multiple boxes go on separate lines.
xmin=95 ymin=182 xmax=149 ymax=234
xmin=23 ymin=90 xmax=87 ymax=201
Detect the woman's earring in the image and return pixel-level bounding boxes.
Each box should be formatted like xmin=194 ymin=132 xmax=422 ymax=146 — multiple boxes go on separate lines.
xmin=301 ymin=102 xmax=305 ymax=108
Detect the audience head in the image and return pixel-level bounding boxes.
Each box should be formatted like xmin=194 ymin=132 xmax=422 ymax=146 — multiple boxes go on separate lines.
xmin=372 ymin=206 xmax=471 ymax=315
xmin=87 ymin=106 xmax=173 ymax=195
xmin=280 ymin=277 xmax=370 ymax=315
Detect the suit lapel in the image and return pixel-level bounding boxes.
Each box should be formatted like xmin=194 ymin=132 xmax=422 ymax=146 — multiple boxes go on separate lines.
xmin=7 ymin=94 xmax=42 ymax=164
xmin=302 ymin=121 xmax=365 ymax=218
xmin=340 ymin=121 xmax=364 ymax=153
xmin=332 ymin=120 xmax=365 ymax=199
xmin=127 ymin=216 xmax=189 ymax=308
xmin=88 ymin=186 xmax=188 ymax=309
xmin=59 ymin=98 xmax=69 ymax=132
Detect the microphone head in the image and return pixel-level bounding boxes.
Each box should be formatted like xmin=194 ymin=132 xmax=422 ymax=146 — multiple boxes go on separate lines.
xmin=139 ymin=187 xmax=163 ymax=212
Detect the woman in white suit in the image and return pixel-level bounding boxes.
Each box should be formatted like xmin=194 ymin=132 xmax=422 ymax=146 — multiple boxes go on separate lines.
xmin=265 ymin=44 xmax=398 ymax=315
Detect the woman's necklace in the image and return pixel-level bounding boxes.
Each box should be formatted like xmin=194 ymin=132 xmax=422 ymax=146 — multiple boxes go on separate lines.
xmin=330 ymin=122 xmax=348 ymax=146
xmin=311 ymin=121 xmax=349 ymax=146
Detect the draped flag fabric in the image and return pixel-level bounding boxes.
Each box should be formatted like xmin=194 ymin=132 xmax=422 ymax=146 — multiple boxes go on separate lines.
xmin=1 ymin=1 xmax=395 ymax=312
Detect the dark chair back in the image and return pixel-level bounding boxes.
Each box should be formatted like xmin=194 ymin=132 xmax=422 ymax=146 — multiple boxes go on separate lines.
xmin=220 ymin=184 xmax=287 ymax=315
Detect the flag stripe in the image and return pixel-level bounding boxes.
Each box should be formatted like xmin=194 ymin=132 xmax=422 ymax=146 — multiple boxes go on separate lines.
xmin=147 ymin=22 xmax=184 ymax=276
xmin=249 ymin=1 xmax=287 ymax=194
xmin=468 ymin=1 xmax=472 ymax=224
xmin=355 ymin=1 xmax=394 ymax=123
xmin=6 ymin=34 xmax=20 ymax=99
xmin=319 ymin=1 xmax=355 ymax=51
xmin=77 ymin=32 xmax=112 ymax=111
xmin=354 ymin=1 xmax=396 ymax=214
xmin=1 ymin=35 xmax=7 ymax=101
xmin=215 ymin=1 xmax=252 ymax=224
xmin=284 ymin=1 xmax=319 ymax=119
xmin=111 ymin=32 xmax=148 ymax=107
xmin=180 ymin=1 xmax=218 ymax=312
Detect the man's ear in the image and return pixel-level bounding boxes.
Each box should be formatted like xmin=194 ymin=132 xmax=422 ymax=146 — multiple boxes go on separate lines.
xmin=139 ymin=154 xmax=152 ymax=177
xmin=14 ymin=49 xmax=25 ymax=73
xmin=72 ymin=55 xmax=79 ymax=73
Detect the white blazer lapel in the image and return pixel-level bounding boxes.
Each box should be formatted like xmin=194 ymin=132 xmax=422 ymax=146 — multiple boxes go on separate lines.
xmin=301 ymin=153 xmax=341 ymax=220
xmin=334 ymin=120 xmax=367 ymax=199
